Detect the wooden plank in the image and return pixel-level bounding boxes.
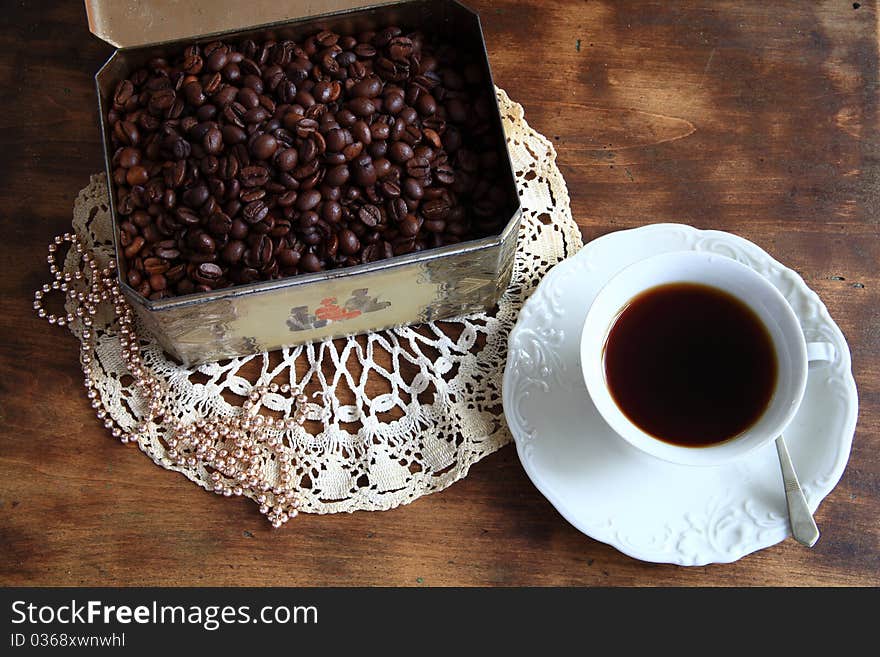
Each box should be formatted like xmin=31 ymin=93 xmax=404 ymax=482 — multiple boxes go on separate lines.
xmin=0 ymin=0 xmax=877 ymax=586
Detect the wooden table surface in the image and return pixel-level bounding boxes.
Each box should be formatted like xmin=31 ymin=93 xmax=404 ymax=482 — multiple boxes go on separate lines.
xmin=1 ymin=1 xmax=877 ymax=587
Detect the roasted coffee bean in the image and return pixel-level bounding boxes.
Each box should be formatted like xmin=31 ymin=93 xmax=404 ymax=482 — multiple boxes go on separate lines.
xmin=423 ymin=197 xmax=451 ymax=221
xmin=367 ymin=140 xmax=387 ymax=159
xmin=113 ymin=79 xmax=135 ymax=107
xmin=352 ymin=154 xmax=377 ymax=186
xmin=167 ymin=160 xmax=187 ymax=188
xmin=146 ymin=222 xmax=166 ymax=242
xmin=143 ymin=257 xmax=169 ymax=275
xmin=276 ymin=190 xmax=298 ymax=207
xmin=299 ymin=138 xmax=318 ymax=163
xmin=201 ymin=126 xmax=222 ymax=154
xmin=206 ymin=178 xmax=225 ymax=201
xmin=221 ymin=124 xmax=247 ymax=144
xmin=251 ymin=133 xmax=278 ymax=160
xmin=371 ymin=122 xmax=391 ymax=142
xmin=342 ymin=141 xmax=364 ymax=161
xmin=354 ymin=43 xmax=377 ymax=58
xmin=415 ymin=93 xmax=437 ymax=116
xmin=155 ymin=244 xmax=181 ymax=259
xmin=361 ymin=243 xmax=383 ymax=263
xmin=110 ymin=28 xmax=511 ymax=298
xmin=388 ymin=141 xmax=413 ymax=163
xmin=148 ymin=273 xmax=167 ymax=291
xmin=194 ymin=262 xmax=223 ymax=285
xmin=243 ymin=199 xmax=269 ymax=223
xmin=338 ymin=228 xmax=360 ymax=255
xmin=214 ymin=85 xmax=238 ymax=108
xmin=126 ymin=269 xmax=143 ymax=287
xmin=271 ymin=218 xmax=292 ymax=237
xmin=320 ymin=183 xmax=341 ymax=200
xmin=202 ymin=156 xmax=221 ymax=177
xmin=275 ymin=147 xmax=299 ymax=172
xmin=113 ymin=167 xmax=128 ymax=186
xmin=406 ymin=156 xmax=431 ymax=179
xmin=324 ymin=128 xmax=348 ymax=153
xmin=352 ymin=120 xmax=372 ymax=145
xmin=297 ymin=211 xmax=319 ymax=232
xmin=249 ymin=234 xmax=274 ymax=268
xmin=183 ymin=52 xmax=204 ymax=75
xmin=382 ymin=89 xmax=405 ymax=115
xmin=125 ymin=165 xmax=149 ymax=186
xmin=243 ymin=106 xmax=270 ymax=124
xmin=423 ymin=218 xmax=446 ymax=233
xmin=323 ymin=233 xmax=339 ymax=258
xmin=121 ymin=205 xmax=140 ymax=229
xmin=335 ymin=108 xmax=357 ymax=127
xmin=208 ymin=211 xmax=233 ymax=234
xmin=387 ymin=36 xmax=413 ymax=62
xmin=191 ymin=231 xmax=216 ymax=254
xmin=322 ymin=200 xmax=343 ymax=224
xmin=277 ymin=248 xmax=300 ymax=268
xmin=229 ymin=218 xmax=248 ymax=240
xmin=373 ymin=157 xmax=392 ymax=180
xmin=358 ymin=204 xmax=381 ymax=227
xmin=166 ymin=264 xmax=186 ymax=282
xmin=348 ymin=96 xmax=376 ymax=117
xmin=240 ymin=165 xmax=269 ymax=187
xmin=148 ymin=88 xmax=176 ymax=115
xmin=434 ymin=162 xmax=455 ymax=185
xmin=241 ymin=188 xmax=265 ymax=203
xmin=181 ymin=184 xmax=208 ymax=208
xmin=352 ymin=76 xmax=383 ymax=98
xmin=123 ymin=236 xmax=145 ymax=259
xmin=206 ymin=48 xmax=229 ymax=73
xmin=322 ymin=163 xmax=349 ymax=186
xmin=114 ymin=120 xmax=140 ymax=146
xmin=299 ymin=252 xmax=322 ymax=272
xmin=174 ymin=207 xmax=200 ymax=225
xmin=118 ymin=147 xmax=142 ymax=169
xmin=237 ymin=87 xmax=260 ymax=109
xmin=402 ymin=178 xmax=423 ymax=200
xmin=380 ymin=179 xmax=400 ymax=198
xmin=387 ymin=197 xmax=408 ymax=223
xmin=295 ymin=189 xmax=322 ymax=211
xmin=242 ymin=72 xmax=264 ymax=92
xmin=399 ymin=213 xmax=423 ymax=237
xmin=313 ymin=80 xmax=341 ymax=103
xmin=293 ymin=117 xmax=319 ymax=138
xmin=393 ymin=237 xmax=416 ymax=255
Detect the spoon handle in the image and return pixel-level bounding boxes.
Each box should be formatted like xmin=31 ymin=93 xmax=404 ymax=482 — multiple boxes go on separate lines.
xmin=775 ymin=436 xmax=820 ymax=547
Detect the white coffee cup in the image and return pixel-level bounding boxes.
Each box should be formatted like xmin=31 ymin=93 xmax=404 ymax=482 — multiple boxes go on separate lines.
xmin=579 ymin=250 xmax=834 ymax=466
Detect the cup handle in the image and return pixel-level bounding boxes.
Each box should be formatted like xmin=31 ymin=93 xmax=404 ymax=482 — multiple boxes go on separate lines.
xmin=806 ymin=341 xmax=836 ymax=367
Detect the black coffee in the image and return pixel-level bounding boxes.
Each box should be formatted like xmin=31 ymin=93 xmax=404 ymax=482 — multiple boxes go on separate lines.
xmin=602 ymin=282 xmax=778 ymax=447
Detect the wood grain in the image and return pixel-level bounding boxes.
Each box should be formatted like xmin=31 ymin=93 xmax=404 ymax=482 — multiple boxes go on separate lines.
xmin=0 ymin=0 xmax=877 ymax=586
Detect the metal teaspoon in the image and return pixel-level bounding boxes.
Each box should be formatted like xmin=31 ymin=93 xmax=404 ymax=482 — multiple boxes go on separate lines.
xmin=775 ymin=435 xmax=820 ymax=547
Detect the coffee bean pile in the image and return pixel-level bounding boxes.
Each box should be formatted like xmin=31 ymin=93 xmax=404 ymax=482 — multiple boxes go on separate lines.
xmin=106 ymin=27 xmax=512 ymax=299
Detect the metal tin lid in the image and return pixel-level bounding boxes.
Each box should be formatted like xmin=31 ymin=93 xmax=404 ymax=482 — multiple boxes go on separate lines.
xmin=85 ymin=0 xmax=386 ymax=48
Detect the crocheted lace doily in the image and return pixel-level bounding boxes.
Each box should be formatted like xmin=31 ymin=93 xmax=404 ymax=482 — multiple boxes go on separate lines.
xmin=62 ymin=88 xmax=583 ymax=517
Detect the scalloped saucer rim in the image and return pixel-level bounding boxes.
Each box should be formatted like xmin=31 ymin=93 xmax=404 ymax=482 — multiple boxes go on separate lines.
xmin=502 ymin=222 xmax=858 ymax=566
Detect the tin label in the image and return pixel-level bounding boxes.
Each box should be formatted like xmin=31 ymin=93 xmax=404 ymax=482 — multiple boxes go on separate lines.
xmin=224 ymin=263 xmax=438 ymax=350
xmin=287 ymin=289 xmax=392 ymax=332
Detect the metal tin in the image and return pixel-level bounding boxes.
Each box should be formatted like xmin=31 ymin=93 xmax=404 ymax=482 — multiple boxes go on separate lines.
xmin=90 ymin=0 xmax=521 ymax=364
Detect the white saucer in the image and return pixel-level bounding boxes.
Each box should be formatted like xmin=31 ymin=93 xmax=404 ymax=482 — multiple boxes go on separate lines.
xmin=502 ymin=223 xmax=858 ymax=566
